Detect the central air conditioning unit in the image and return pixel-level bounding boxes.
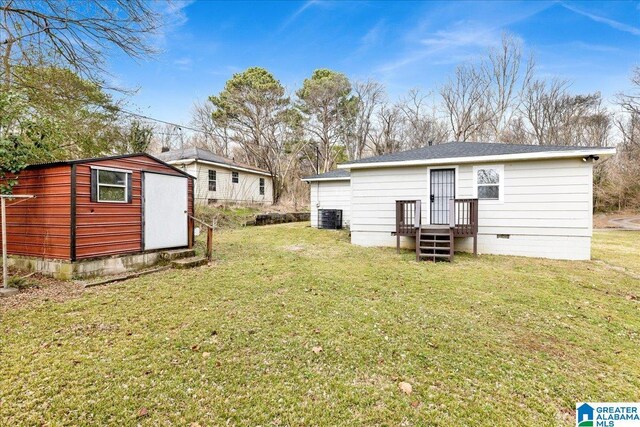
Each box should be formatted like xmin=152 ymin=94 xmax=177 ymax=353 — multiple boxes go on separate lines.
xmin=318 ymin=209 xmax=343 ymax=230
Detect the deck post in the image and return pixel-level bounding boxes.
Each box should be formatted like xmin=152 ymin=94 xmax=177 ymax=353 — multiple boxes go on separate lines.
xmin=449 ymin=228 xmax=454 ymax=262
xmin=473 ymin=235 xmax=478 ymax=256
xmin=396 ymin=201 xmax=401 ymax=254
xmin=415 ymin=227 xmax=420 ymax=262
xmin=448 ymin=199 xmax=455 ymax=229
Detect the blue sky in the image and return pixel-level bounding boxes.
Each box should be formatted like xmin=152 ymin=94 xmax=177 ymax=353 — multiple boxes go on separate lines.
xmin=109 ymin=0 xmax=640 ymax=126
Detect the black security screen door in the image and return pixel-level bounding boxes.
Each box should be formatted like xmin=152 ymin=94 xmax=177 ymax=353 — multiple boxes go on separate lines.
xmin=430 ymin=169 xmax=455 ymax=225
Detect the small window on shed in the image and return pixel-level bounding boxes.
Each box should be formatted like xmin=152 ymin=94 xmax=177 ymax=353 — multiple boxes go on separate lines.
xmin=232 ymin=171 xmax=239 ymax=184
xmin=259 ymin=178 xmax=265 ymax=195
xmin=91 ymin=167 xmax=131 ymax=203
xmin=474 ymin=165 xmax=503 ymax=201
xmin=208 ymin=170 xmax=216 ymax=191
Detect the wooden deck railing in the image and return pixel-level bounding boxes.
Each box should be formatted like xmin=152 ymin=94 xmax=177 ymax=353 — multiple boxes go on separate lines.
xmin=450 ymin=199 xmax=478 ymax=237
xmin=395 ymin=200 xmax=421 ymax=236
xmin=395 ymin=198 xmax=479 ymax=255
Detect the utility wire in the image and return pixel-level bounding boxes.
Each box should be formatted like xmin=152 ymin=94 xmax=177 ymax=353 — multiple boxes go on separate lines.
xmin=10 ymin=79 xmax=211 ymax=136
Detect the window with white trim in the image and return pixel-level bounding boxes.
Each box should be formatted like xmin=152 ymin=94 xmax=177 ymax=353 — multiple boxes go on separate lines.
xmin=208 ymin=170 xmax=216 ymax=191
xmin=95 ymin=169 xmax=129 ymax=203
xmin=474 ymin=165 xmax=503 ymax=201
xmin=259 ymin=178 xmax=265 ymax=195
xmin=232 ymin=171 xmax=239 ymax=184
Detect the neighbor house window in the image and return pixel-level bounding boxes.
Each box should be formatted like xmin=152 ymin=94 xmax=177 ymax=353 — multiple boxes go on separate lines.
xmin=91 ymin=167 xmax=131 ymax=203
xmin=232 ymin=171 xmax=239 ymax=184
xmin=208 ymin=170 xmax=216 ymax=191
xmin=474 ymin=165 xmax=503 ymax=201
xmin=259 ymin=178 xmax=265 ymax=195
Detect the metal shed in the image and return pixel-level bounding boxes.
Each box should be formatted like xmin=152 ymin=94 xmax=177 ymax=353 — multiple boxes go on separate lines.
xmin=1 ymin=153 xmax=195 ymax=278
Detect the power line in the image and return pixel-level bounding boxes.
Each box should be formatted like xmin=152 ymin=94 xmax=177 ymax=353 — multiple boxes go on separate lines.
xmin=11 ymin=79 xmax=212 ymax=136
xmin=116 ymin=107 xmax=208 ymax=135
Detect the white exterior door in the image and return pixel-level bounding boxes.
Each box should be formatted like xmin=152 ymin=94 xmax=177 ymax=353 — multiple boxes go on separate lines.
xmin=143 ymin=172 xmax=188 ymax=250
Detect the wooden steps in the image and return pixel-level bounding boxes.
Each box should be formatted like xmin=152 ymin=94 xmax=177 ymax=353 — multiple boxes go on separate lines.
xmin=416 ymin=227 xmax=454 ymax=262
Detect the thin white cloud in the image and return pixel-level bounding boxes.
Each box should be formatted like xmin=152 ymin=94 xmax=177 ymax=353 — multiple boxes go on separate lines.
xmin=361 ymin=20 xmax=386 ymax=48
xmin=561 ymin=3 xmax=640 ymax=36
xmin=560 ymin=41 xmax=621 ymax=54
xmin=173 ymin=57 xmax=193 ymax=71
xmin=280 ymin=0 xmax=319 ymax=31
xmin=376 ymin=2 xmax=552 ymax=74
xmin=378 ymin=21 xmax=502 ymax=72
xmin=151 ymin=0 xmax=196 ymax=48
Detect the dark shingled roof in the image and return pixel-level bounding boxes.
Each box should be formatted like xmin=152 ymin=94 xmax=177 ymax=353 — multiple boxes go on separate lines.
xmin=303 ymin=169 xmax=350 ymax=181
xmin=342 ymin=142 xmax=609 ymax=165
xmin=157 ymin=147 xmax=269 ymax=174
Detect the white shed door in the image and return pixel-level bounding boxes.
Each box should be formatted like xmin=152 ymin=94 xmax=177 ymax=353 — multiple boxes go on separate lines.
xmin=144 ymin=172 xmax=188 ymax=250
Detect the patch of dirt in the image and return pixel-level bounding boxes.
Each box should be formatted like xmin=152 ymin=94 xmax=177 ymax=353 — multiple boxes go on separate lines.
xmin=284 ymin=245 xmax=305 ymax=252
xmin=0 ymin=270 xmax=84 ymax=312
xmin=593 ymin=211 xmax=640 ymax=230
xmin=512 ymin=333 xmax=568 ymax=359
xmin=593 ymin=260 xmax=640 ymax=281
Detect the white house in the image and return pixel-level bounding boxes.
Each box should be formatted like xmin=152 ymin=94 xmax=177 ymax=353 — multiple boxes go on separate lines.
xmin=158 ymin=147 xmax=273 ymax=205
xmin=303 ymin=142 xmax=616 ymax=261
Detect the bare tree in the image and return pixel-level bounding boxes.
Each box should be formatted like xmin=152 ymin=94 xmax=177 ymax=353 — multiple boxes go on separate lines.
xmin=1 ymin=0 xmax=161 ymax=88
xmin=191 ymin=100 xmax=232 ymax=157
xmin=399 ymin=88 xmax=449 ymax=148
xmin=596 ymin=66 xmax=640 ymax=210
xmin=483 ymin=33 xmax=534 ymax=140
xmin=440 ymin=64 xmax=493 ymax=141
xmin=368 ymin=103 xmax=404 ymax=155
xmin=520 ymin=78 xmax=608 ymax=146
xmin=345 ymin=79 xmax=385 ymax=160
xmin=617 ymin=66 xmax=640 ymax=117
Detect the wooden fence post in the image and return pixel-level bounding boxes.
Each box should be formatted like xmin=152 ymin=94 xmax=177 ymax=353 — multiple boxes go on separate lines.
xmin=206 ymin=225 xmax=213 ymax=261
xmin=188 ymin=217 xmax=194 ymax=249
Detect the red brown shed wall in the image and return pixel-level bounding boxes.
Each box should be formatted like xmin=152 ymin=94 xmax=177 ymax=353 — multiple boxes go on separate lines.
xmin=74 ymin=155 xmax=193 ymax=260
xmin=1 ymin=165 xmax=72 ymax=259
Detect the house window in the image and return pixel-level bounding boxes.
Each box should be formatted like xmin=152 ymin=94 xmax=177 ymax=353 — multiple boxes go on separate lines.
xmin=92 ymin=167 xmax=130 ymax=203
xmin=208 ymin=170 xmax=216 ymax=191
xmin=232 ymin=171 xmax=239 ymax=184
xmin=474 ymin=165 xmax=503 ymax=201
xmin=259 ymin=178 xmax=265 ymax=195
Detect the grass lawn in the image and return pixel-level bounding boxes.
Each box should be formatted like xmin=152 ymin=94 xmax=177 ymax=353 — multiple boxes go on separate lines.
xmin=1 ymin=225 xmax=639 ymax=426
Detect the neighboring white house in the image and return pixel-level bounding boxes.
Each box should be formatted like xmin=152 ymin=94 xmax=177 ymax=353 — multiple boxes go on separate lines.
xmin=303 ymin=142 xmax=616 ymax=261
xmin=158 ymin=147 xmax=273 ymax=205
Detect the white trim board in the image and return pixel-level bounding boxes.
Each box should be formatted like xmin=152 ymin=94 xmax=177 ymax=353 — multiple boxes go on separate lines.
xmin=167 ymin=158 xmax=272 ymax=177
xmin=302 ymin=177 xmax=351 ymax=182
xmin=338 ymin=148 xmax=616 ymax=170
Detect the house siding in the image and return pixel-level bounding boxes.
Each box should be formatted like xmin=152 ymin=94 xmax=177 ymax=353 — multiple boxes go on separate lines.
xmin=349 ymin=158 xmax=594 ymax=260
xmin=310 ymin=180 xmax=351 ymax=228
xmin=181 ymin=162 xmax=273 ymax=205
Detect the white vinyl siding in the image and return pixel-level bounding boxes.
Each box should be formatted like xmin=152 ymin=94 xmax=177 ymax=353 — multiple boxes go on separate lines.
xmin=349 ymin=158 xmax=594 ymax=260
xmin=183 ymin=162 xmax=273 ymax=205
xmin=310 ymin=180 xmax=351 ymax=228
